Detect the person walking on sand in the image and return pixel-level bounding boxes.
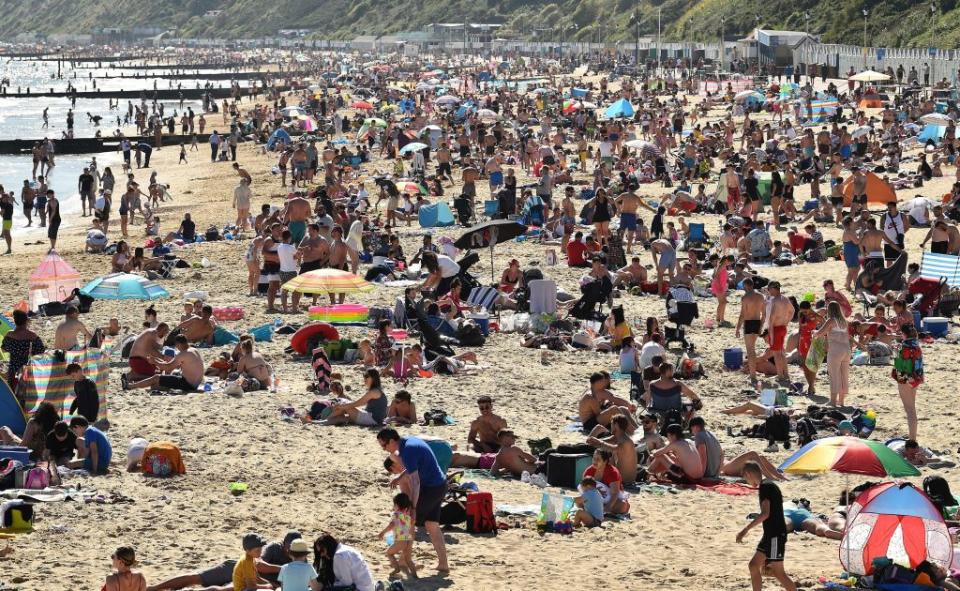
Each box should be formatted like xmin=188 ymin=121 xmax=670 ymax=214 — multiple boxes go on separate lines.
xmin=814 ymin=301 xmax=850 ymax=407
xmin=0 ymin=191 xmax=14 ymax=254
xmin=736 ymin=462 xmax=797 ymax=591
xmin=736 ymin=278 xmax=766 ymax=384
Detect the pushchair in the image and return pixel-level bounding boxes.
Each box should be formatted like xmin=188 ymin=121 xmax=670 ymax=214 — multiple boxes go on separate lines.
xmin=665 ymin=286 xmax=698 ymax=350
xmin=908 ymin=277 xmax=947 ymax=316
xmin=569 ymin=275 xmax=613 ymax=321
xmin=856 ymin=252 xmax=908 ymax=310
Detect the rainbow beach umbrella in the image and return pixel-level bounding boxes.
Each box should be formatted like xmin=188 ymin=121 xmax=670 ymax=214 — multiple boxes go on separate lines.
xmin=281 ymin=269 xmax=374 ymax=295
xmin=779 ymin=436 xmax=920 ymax=478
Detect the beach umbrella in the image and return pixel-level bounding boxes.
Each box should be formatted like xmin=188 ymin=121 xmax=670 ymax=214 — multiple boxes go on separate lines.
xmin=435 ymin=95 xmax=460 ymax=105
xmin=399 ymin=142 xmax=428 ymax=154
xmin=850 ymin=69 xmax=891 ymax=82
xmin=778 ymin=436 xmax=920 ymax=478
xmin=379 ymin=104 xmax=400 ymax=113
xmin=477 ymin=108 xmax=500 ymax=121
xmin=734 ymin=90 xmax=765 ymax=104
xmin=299 ymin=117 xmax=318 ymax=132
xmin=604 ymin=98 xmax=635 ymax=119
xmin=454 ymin=219 xmax=528 ymax=282
xmin=351 ymin=100 xmax=374 ymax=110
xmin=80 ymin=273 xmax=169 ymax=301
xmin=281 ymin=269 xmax=373 ymax=295
xmin=840 ymin=482 xmax=952 ymax=576
xmin=280 ymin=106 xmax=306 ymax=117
xmin=850 ymin=125 xmax=873 ymax=139
xmin=364 ymin=117 xmax=388 ymax=127
xmin=920 ymin=112 xmax=952 ymax=125
xmin=403 ymin=181 xmax=427 ymax=194
xmin=419 ymin=124 xmax=443 ymax=133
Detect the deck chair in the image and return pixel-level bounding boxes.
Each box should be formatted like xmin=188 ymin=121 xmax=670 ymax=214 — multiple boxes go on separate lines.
xmin=466 ymin=285 xmax=500 ymax=312
xmin=528 ymin=279 xmax=557 ymax=316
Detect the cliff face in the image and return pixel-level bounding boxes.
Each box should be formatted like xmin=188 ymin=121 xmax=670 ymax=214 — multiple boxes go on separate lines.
xmin=2 ymin=0 xmax=955 ymax=48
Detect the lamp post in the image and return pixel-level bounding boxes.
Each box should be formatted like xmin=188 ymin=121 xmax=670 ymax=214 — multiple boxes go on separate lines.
xmin=930 ymin=3 xmax=937 ymax=46
xmin=567 ymin=24 xmax=578 ymax=59
xmin=804 ymin=11 xmax=810 ymax=34
xmin=632 ymin=1 xmax=640 ymax=67
xmin=862 ymin=9 xmax=868 ymax=69
xmin=719 ymin=16 xmax=725 ymax=73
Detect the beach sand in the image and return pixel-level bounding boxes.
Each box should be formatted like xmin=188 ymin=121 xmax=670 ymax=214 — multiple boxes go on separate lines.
xmin=1 ymin=84 xmax=957 ymax=591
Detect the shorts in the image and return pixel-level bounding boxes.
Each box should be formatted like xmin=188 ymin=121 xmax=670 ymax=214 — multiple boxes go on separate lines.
xmin=489 ymin=171 xmax=503 ymax=186
xmin=620 ymin=212 xmax=637 ymax=231
xmin=80 ymin=190 xmax=92 ymax=203
xmin=158 ymin=374 xmax=199 ymax=391
xmin=609 ymin=133 xmax=620 ymax=141
xmin=198 ymin=560 xmax=237 ymax=587
xmin=288 ymin=220 xmax=306 ymax=243
xmin=300 ymin=259 xmax=324 ymax=274
xmin=415 ymin=483 xmax=446 ymax=526
xmin=769 ymin=325 xmax=787 ymax=352
xmin=1 ymin=219 xmax=10 ymax=231
xmin=438 ymin=162 xmax=452 ymax=177
xmin=683 ymin=157 xmax=695 ymax=170
xmin=744 ymin=319 xmax=763 ymax=335
xmin=478 ymin=453 xmax=497 ymax=470
xmin=803 ymin=147 xmax=814 ymax=158
xmin=543 ymin=155 xmax=556 ymax=166
xmin=830 ymin=196 xmax=844 ymax=208
xmin=459 ymin=145 xmax=470 ymax=157
xmin=884 ymin=243 xmax=901 ymax=261
xmin=840 ymin=144 xmax=852 ymax=159
xmin=581 ymin=415 xmax=599 ymax=433
xmin=279 ymin=271 xmax=297 ymax=285
xmin=666 ymin=463 xmax=697 ymax=484
xmin=843 ymin=242 xmax=861 ymax=268
xmin=354 ymin=409 xmax=381 ymax=427
xmin=657 ymin=250 xmax=676 ymax=270
xmin=260 ymin=262 xmax=281 ymax=283
xmin=757 ymin=534 xmax=787 ymax=562
xmin=47 ymin=218 xmax=60 ymax=239
xmin=485 ymin=145 xmax=495 ymax=156
xmin=784 ymin=508 xmax=812 ymax=530
xmin=129 ymin=356 xmax=157 ymax=376
xmin=852 ymin=194 xmax=867 ymax=205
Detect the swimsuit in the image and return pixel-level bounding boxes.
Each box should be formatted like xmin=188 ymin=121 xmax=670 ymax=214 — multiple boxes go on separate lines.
xmin=288 ymin=220 xmax=306 ymax=243
xmin=769 ymin=325 xmax=787 ymax=352
xmin=478 ymin=453 xmax=497 ymax=470
xmin=744 ymin=319 xmax=763 ymax=335
xmin=783 ymin=507 xmax=812 ymax=531
xmin=128 ymin=356 xmax=157 ymax=376
xmin=620 ymin=212 xmax=637 ymax=231
xmin=843 ymin=241 xmax=861 ymax=268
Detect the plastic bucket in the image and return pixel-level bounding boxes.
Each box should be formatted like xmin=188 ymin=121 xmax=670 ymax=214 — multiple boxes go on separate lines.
xmin=723 ymin=347 xmax=744 ymax=370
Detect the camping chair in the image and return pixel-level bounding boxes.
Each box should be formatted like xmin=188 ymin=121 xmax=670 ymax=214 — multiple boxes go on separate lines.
xmin=480 ymin=200 xmax=500 ymax=221
xmin=665 ymin=287 xmax=698 ymax=350
xmin=684 ymin=223 xmax=707 ymax=250
xmin=528 ymin=279 xmax=558 ymax=316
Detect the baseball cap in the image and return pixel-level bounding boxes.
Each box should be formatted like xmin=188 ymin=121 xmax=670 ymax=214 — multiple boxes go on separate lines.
xmin=289 ymin=539 xmax=310 ymax=554
xmin=242 ymin=533 xmax=267 ymax=551
xmin=282 ymin=530 xmax=302 ymax=547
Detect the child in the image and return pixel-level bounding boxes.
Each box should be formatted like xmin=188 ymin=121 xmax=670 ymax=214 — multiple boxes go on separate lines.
xmin=179 ymin=143 xmax=187 ymax=164
xmin=736 ymin=462 xmax=797 ymax=591
xmin=190 ymin=133 xmax=199 ymax=151
xmin=573 ymin=476 xmax=604 ymax=528
xmin=146 ymin=216 xmax=160 ymax=237
xmin=67 ymin=363 xmax=98 ymax=423
xmin=233 ymin=533 xmax=270 ymax=591
xmin=379 ymin=492 xmax=418 ymax=579
xmin=277 ymin=538 xmax=320 ymax=591
xmin=44 ymin=420 xmax=77 ymax=465
xmin=104 ymin=546 xmax=147 ymax=591
xmin=69 ymin=416 xmax=111 ymax=475
xmin=356 ymin=339 xmax=376 ymax=367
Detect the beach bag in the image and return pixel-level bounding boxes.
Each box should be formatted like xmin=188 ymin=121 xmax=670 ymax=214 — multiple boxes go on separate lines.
xmin=538 ymin=492 xmax=574 ymax=523
xmin=0 ymin=459 xmax=23 ymax=491
xmin=456 ymin=323 xmax=486 ymax=347
xmin=439 ymin=488 xmax=468 ymax=526
xmin=19 ymin=465 xmax=50 ymax=490
xmin=141 ymin=441 xmax=186 ymax=477
xmin=764 ymin=412 xmax=791 ymax=447
xmin=804 ymin=336 xmax=828 ymax=372
xmin=423 ymin=409 xmax=450 ymax=426
xmin=465 ymin=492 xmax=496 ymax=534
xmin=795 ymin=417 xmax=817 ymax=446
xmin=867 ymin=342 xmax=893 ymax=365
xmin=874 ymin=563 xmax=918 ymax=585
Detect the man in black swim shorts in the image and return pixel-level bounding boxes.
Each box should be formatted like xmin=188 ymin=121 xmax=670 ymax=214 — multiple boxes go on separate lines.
xmin=736 ymin=278 xmax=766 ymax=384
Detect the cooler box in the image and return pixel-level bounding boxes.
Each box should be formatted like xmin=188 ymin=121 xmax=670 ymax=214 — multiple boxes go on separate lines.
xmin=724 ymin=347 xmax=744 ymax=370
xmin=546 ymin=453 xmax=592 ymax=489
xmin=468 ymin=313 xmax=490 ymax=336
xmin=922 ymin=316 xmax=949 ymax=338
xmin=0 ymin=447 xmax=30 ymax=464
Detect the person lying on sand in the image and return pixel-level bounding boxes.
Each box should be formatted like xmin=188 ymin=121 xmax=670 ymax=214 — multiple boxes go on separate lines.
xmin=691 ymin=417 xmax=785 ymax=481
xmin=452 ymin=429 xmax=539 ymax=478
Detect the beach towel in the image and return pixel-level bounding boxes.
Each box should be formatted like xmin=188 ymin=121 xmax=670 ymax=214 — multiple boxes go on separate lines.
xmin=654 ymin=478 xmax=755 ymax=496
xmin=20 ymin=340 xmax=113 ymax=419
xmin=804 ymin=336 xmax=828 ymax=373
xmin=311 ymin=347 xmax=332 ymax=393
xmin=213 ymin=325 xmax=240 ymax=345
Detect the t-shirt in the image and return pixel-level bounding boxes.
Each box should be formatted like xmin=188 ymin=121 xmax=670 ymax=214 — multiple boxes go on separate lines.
xmin=259 ymin=541 xmax=293 ymax=581
xmin=759 ymin=480 xmax=787 ymax=538
xmin=276 ymin=243 xmax=298 ymax=273
xmin=180 ymin=219 xmax=196 ymax=241
xmin=788 ymin=232 xmax=808 ymax=254
xmin=45 ymin=430 xmax=76 ymax=461
xmin=78 ymin=173 xmax=94 ymax=192
xmin=436 ymin=255 xmax=460 ymax=279
xmin=399 ymin=436 xmax=446 ymax=488
xmin=82 ymin=426 xmax=112 ymax=474
xmin=277 ymin=560 xmax=317 ymax=591
xmin=566 ymin=240 xmax=588 ymax=266
xmin=694 ymin=430 xmax=724 ymax=478
xmin=87 ymin=230 xmax=107 ymax=247
xmin=583 ymin=463 xmax=622 ymax=488
xmin=907 ymin=198 xmax=930 ymax=225
xmin=582 ymin=487 xmax=604 ymax=521
xmin=638 ymin=341 xmax=666 ymax=369
xmin=0 ymin=202 xmax=12 ymax=221
xmin=232 ymin=555 xmax=258 ymax=591
xmin=70 ymin=378 xmax=99 ymax=423
xmin=746 ymin=228 xmax=771 ymax=256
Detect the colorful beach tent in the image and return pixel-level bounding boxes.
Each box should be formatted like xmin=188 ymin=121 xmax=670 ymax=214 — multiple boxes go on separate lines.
xmin=28 ymin=251 xmax=81 ymax=311
xmin=779 ymin=436 xmax=920 ymax=477
xmin=840 ymin=172 xmax=897 ymax=208
xmin=19 ymin=339 xmax=113 ymax=420
xmin=0 ymin=314 xmax=11 ymax=361
xmin=0 ymin=377 xmax=26 ymax=436
xmin=418 ymin=202 xmax=455 ymax=228
xmin=267 ymin=128 xmax=292 ymax=150
xmin=840 ymin=482 xmax=952 ymax=576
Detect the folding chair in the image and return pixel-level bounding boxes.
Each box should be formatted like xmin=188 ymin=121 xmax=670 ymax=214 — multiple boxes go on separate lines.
xmin=480 ymin=200 xmax=500 ymax=221
xmin=528 ymin=279 xmax=558 ymax=316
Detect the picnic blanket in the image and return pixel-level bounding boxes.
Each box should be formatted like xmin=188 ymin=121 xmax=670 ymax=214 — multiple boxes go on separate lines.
xmin=654 ymin=478 xmax=755 ymax=496
xmin=20 ymin=339 xmax=114 ymax=419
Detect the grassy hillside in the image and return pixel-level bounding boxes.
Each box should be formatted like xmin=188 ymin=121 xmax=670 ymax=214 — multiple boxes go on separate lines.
xmin=3 ymin=0 xmax=958 ymax=48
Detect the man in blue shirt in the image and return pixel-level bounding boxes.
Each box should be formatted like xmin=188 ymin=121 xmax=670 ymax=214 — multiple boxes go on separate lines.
xmin=377 ymin=428 xmax=449 ymax=573
xmin=69 ymin=416 xmax=112 ymax=475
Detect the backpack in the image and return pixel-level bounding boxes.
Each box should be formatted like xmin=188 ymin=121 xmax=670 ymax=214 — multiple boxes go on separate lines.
xmin=764 ymin=412 xmax=791 ymax=447
xmin=141 ymin=441 xmax=186 ymax=477
xmin=456 ymin=323 xmax=486 ymax=347
xmin=19 ymin=466 xmax=50 ymax=490
xmin=874 ymin=563 xmax=918 ymax=584
xmin=465 ymin=492 xmax=497 ymax=534
xmin=423 ymin=409 xmax=450 ymax=426
xmin=795 ymin=417 xmax=817 ymax=447
xmin=439 ymin=489 xmax=468 ymax=526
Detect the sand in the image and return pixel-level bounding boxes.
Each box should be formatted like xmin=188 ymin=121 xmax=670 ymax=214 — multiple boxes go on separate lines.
xmin=1 ymin=80 xmax=957 ymax=591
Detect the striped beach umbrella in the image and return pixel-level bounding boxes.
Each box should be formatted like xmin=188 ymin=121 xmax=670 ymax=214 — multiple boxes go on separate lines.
xmin=779 ymin=436 xmax=920 ymax=478
xmin=281 ymin=269 xmax=374 ymax=295
xmin=80 ymin=273 xmax=170 ymax=301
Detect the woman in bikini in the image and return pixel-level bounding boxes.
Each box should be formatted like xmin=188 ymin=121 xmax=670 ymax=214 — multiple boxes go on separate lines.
xmin=236 ymin=338 xmax=274 ymax=389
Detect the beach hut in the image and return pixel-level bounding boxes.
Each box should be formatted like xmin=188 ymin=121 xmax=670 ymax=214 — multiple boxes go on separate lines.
xmin=840 ymin=172 xmax=897 ymax=208
xmin=840 ymin=482 xmax=952 ymax=576
xmin=28 ymin=251 xmax=81 ymax=311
